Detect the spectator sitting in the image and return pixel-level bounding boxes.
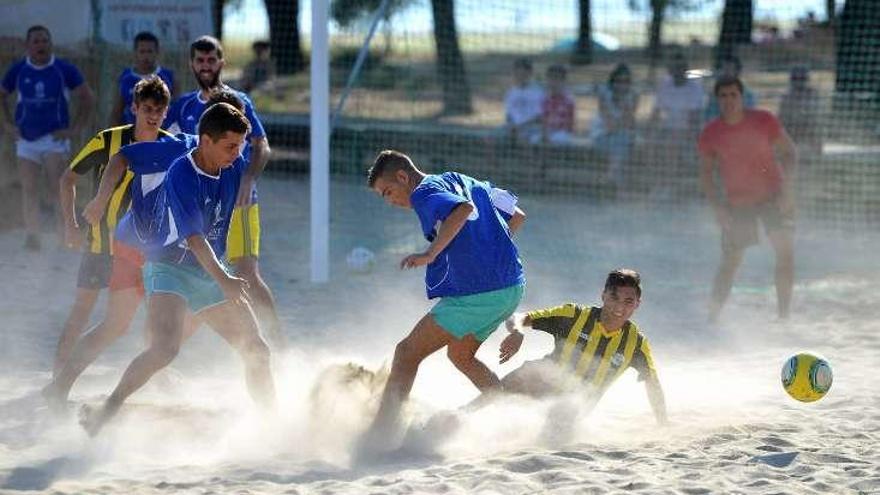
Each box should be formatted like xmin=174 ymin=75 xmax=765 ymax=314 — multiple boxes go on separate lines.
xmin=240 ymin=40 xmax=276 ymax=93
xmin=778 ymin=65 xmax=822 ymax=156
xmin=704 ymin=55 xmax=756 ymax=122
xmin=592 ymin=63 xmax=638 ymax=187
xmin=504 ymin=58 xmax=543 ymax=144
xmin=541 ymin=64 xmax=575 ymax=145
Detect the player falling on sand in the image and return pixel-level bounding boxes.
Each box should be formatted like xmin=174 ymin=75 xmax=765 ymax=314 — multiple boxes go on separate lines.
xmin=492 ymin=269 xmax=668 ymax=428
xmin=49 ymin=76 xmax=173 ymax=385
xmin=698 ymin=76 xmax=798 ymax=323
xmin=360 ymin=150 xmax=526 ymax=450
xmin=163 ymin=35 xmax=283 ymax=350
xmin=79 ymin=103 xmax=276 ymax=436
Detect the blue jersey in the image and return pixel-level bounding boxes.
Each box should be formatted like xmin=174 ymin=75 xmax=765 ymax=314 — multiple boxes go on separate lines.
xmin=1 ymin=56 xmax=85 ymax=140
xmin=118 ymin=66 xmax=175 ymax=124
xmin=164 ymin=86 xmax=264 ymax=201
xmin=411 ymin=172 xmax=524 ymax=299
xmin=158 ymin=150 xmax=246 ymax=266
xmin=114 ymin=134 xmax=198 ymax=254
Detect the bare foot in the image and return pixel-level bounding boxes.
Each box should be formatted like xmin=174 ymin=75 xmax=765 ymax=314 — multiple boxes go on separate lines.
xmin=78 ymin=403 xmax=114 ymax=437
xmin=41 ymin=382 xmax=69 ymax=416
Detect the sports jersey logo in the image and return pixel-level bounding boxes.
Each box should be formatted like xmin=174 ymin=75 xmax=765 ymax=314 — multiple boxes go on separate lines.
xmin=578 ymin=331 xmax=590 ymax=343
xmin=34 ymin=81 xmax=45 ymax=99
xmin=610 ymin=352 xmax=624 ymax=367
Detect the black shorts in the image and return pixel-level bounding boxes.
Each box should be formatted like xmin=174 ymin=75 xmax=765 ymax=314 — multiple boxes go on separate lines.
xmin=723 ymin=199 xmax=794 ymax=252
xmin=76 ymin=252 xmax=112 ymax=290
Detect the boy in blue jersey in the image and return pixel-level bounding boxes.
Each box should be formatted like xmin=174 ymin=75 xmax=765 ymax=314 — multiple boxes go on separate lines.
xmin=163 ymin=35 xmax=283 ymax=350
xmin=79 ymin=103 xmax=276 ymax=436
xmin=111 ymin=31 xmax=176 ymax=126
xmin=360 ymin=150 xmax=526 ymax=448
xmin=0 ymin=25 xmax=95 ymax=250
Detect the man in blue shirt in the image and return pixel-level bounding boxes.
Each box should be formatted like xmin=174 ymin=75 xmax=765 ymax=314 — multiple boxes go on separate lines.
xmin=360 ymin=150 xmax=526 ymax=450
xmin=79 ymin=103 xmax=276 ymax=436
xmin=0 ymin=25 xmax=95 ymax=250
xmin=111 ymin=31 xmax=176 ymax=126
xmin=163 ymin=35 xmax=282 ymax=350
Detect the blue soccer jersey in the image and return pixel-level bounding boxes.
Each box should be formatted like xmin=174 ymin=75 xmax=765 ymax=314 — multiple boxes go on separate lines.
xmin=118 ymin=66 xmax=175 ymax=124
xmin=410 ymin=172 xmax=524 ymax=299
xmin=1 ymin=56 xmax=85 ymax=140
xmin=158 ymin=150 xmax=246 ymax=266
xmin=113 ymin=134 xmax=198 ymax=253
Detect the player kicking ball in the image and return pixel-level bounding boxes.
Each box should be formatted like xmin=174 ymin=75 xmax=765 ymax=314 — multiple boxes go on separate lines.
xmin=80 ymin=103 xmax=276 ymax=436
xmin=359 ymin=150 xmax=526 ymax=453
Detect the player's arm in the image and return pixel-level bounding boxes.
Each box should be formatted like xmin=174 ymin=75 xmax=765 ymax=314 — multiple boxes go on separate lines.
xmin=110 ymin=90 xmax=125 ymax=127
xmin=66 ymin=82 xmax=96 ymax=138
xmin=0 ymin=87 xmax=19 ymax=140
xmin=237 ymin=135 xmax=270 ymax=206
xmin=699 ymin=151 xmax=729 ymax=229
xmin=644 ymin=372 xmax=669 ymax=426
xmin=401 ymin=201 xmax=474 ymax=269
xmin=187 ymin=234 xmax=251 ymax=304
xmin=499 ymin=311 xmax=532 ymax=364
xmin=507 ymin=206 xmax=526 ymax=234
xmin=82 ymin=153 xmax=128 ymax=226
xmin=773 ymin=127 xmax=799 ymax=215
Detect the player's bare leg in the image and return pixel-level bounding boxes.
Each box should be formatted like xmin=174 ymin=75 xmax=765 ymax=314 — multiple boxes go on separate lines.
xmin=80 ymin=293 xmax=186 ymax=436
xmin=768 ymin=229 xmax=795 ymax=319
xmin=17 ymin=157 xmax=41 ymax=249
xmin=53 ymin=287 xmax=100 ymax=376
xmin=446 ymin=334 xmax=501 ymax=391
xmin=200 ymin=299 xmax=276 ymax=409
xmin=709 ymin=246 xmax=746 ymax=323
xmin=44 ymin=152 xmax=67 ymax=243
xmin=233 ymin=256 xmax=285 ymax=350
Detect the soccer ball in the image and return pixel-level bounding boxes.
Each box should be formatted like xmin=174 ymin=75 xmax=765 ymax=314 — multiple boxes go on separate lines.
xmin=346 ymin=247 xmax=376 ymax=273
xmin=781 ymin=352 xmax=833 ymax=402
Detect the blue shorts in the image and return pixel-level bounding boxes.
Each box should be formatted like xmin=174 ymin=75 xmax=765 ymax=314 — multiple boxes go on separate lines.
xmin=431 ymin=283 xmax=524 ymax=342
xmin=143 ymin=262 xmax=226 ymax=313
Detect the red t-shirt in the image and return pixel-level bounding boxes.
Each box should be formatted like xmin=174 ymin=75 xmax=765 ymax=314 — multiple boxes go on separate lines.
xmin=542 ymin=92 xmax=575 ymax=133
xmin=698 ymin=109 xmax=784 ymax=206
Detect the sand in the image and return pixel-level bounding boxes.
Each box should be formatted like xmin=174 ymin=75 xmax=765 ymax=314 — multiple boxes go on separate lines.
xmin=0 ymin=176 xmax=878 ymax=494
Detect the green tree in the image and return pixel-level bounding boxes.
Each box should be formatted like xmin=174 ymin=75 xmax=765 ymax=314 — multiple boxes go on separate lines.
xmin=835 ymin=0 xmax=880 ymax=96
xmin=213 ymin=0 xmax=305 ymax=74
xmin=628 ymin=0 xmax=706 ymax=65
xmin=431 ymin=0 xmax=472 ymax=115
xmin=572 ymin=0 xmax=592 ymax=65
xmin=715 ymin=0 xmax=753 ymax=67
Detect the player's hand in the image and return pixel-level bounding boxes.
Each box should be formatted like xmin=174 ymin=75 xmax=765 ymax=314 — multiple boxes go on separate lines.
xmin=53 ymin=129 xmax=75 ymax=140
xmin=82 ymin=198 xmax=105 ymax=226
xmin=3 ymin=123 xmax=20 ymax=140
xmin=713 ymin=205 xmax=731 ymax=230
xmin=219 ymin=274 xmax=251 ymax=304
xmin=499 ymin=331 xmax=524 ymax=364
xmin=64 ymin=223 xmax=83 ymax=251
xmin=400 ymin=251 xmax=435 ymax=270
xmin=236 ymin=174 xmax=255 ymax=206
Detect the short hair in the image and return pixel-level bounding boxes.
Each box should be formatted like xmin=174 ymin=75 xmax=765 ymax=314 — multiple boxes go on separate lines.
xmin=134 ymin=31 xmax=159 ymax=50
xmin=513 ymin=58 xmax=533 ymax=72
xmin=605 ymin=269 xmax=642 ymax=298
xmin=133 ymin=75 xmax=170 ymax=106
xmin=546 ymin=64 xmax=567 ymax=79
xmin=714 ymin=75 xmax=744 ymax=96
xmin=197 ymin=102 xmax=250 ymax=141
xmin=206 ymin=88 xmax=244 ymax=112
xmin=367 ymin=150 xmax=417 ymax=187
xmin=720 ymin=55 xmax=742 ymax=73
xmin=190 ymin=35 xmax=224 ymax=60
xmin=252 ymin=40 xmax=271 ymax=52
xmin=609 ymin=63 xmax=631 ymax=85
xmin=26 ymin=25 xmax=50 ymax=41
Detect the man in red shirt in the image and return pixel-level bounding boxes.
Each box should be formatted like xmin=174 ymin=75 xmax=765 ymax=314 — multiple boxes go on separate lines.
xmin=698 ymin=76 xmax=798 ymax=322
xmin=541 ymin=64 xmax=575 ymax=145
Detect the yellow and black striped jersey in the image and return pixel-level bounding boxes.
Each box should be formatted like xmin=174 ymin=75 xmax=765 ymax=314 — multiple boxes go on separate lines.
xmin=69 ymin=125 xmax=172 ymax=254
xmin=527 ymin=303 xmax=657 ymax=394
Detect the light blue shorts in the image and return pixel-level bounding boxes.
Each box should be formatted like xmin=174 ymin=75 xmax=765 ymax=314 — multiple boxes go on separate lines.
xmin=143 ymin=262 xmax=226 ymax=313
xmin=431 ymin=283 xmax=524 ymax=342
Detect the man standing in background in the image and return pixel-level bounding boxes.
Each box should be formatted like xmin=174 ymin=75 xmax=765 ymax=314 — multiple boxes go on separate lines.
xmin=111 ymin=31 xmax=176 ymax=126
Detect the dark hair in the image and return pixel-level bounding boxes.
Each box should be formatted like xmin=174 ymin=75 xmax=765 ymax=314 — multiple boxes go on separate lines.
xmin=546 ymin=64 xmax=567 ymax=79
xmin=720 ymin=55 xmax=742 ymax=73
xmin=367 ymin=150 xmax=418 ymax=187
xmin=190 ymin=35 xmax=224 ymax=60
xmin=513 ymin=58 xmax=533 ymax=72
xmin=197 ymin=102 xmax=250 ymax=141
xmin=206 ymin=88 xmax=244 ymax=112
xmin=605 ymin=269 xmax=642 ymax=298
xmin=134 ymin=31 xmax=160 ymax=50
xmin=133 ymin=75 xmax=170 ymax=106
xmin=252 ymin=40 xmax=271 ymax=52
xmin=26 ymin=25 xmax=50 ymax=41
xmin=714 ymin=75 xmax=744 ymax=96
xmin=608 ymin=63 xmax=631 ymax=85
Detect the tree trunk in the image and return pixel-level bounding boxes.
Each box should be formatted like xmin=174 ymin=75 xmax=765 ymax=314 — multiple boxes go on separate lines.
xmin=212 ymin=0 xmax=225 ymax=40
xmin=835 ymin=0 xmax=880 ymax=96
xmin=572 ymin=0 xmax=592 ymax=65
xmin=647 ymin=0 xmax=666 ymax=66
xmin=265 ymin=0 xmax=306 ymax=74
xmin=715 ymin=0 xmax=753 ymax=66
xmin=826 ymin=0 xmax=836 ymax=23
xmin=430 ymin=0 xmax=472 ymax=115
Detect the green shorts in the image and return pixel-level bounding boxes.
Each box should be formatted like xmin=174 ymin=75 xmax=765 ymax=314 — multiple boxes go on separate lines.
xmin=431 ymin=283 xmax=524 ymax=342
xmin=143 ymin=262 xmax=226 ymax=313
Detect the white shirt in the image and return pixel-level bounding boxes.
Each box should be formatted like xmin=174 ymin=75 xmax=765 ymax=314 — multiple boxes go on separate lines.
xmin=653 ymin=75 xmax=704 ymax=130
xmin=504 ymin=82 xmax=544 ymax=126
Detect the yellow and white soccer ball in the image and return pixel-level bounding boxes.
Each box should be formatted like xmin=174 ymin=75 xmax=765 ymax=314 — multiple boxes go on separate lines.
xmin=781 ymin=352 xmax=833 ymax=402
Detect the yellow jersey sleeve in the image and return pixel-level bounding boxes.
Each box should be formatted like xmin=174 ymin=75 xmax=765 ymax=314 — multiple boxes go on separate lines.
xmin=527 ymin=303 xmax=580 ymax=338
xmin=69 ymin=130 xmax=109 ymax=174
xmin=630 ymin=329 xmax=657 ymax=381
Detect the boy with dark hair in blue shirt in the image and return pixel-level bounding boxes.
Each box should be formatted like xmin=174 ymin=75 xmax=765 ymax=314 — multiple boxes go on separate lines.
xmin=111 ymin=31 xmax=176 ymax=126
xmin=79 ymin=103 xmax=276 ymax=436
xmin=360 ymin=149 xmax=526 ymax=448
xmin=0 ymin=25 xmax=95 ymax=250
